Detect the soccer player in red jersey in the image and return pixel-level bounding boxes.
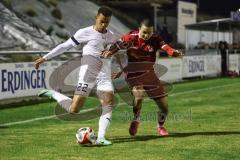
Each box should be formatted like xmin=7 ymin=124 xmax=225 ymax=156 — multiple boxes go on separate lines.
xmin=102 ymin=19 xmax=183 ymax=136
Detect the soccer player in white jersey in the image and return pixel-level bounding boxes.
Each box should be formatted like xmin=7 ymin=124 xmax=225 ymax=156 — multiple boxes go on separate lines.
xmin=34 ymin=7 xmax=116 ymax=145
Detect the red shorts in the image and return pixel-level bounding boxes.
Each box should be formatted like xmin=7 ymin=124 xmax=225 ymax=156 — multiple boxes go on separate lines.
xmin=125 ymin=62 xmax=167 ymax=99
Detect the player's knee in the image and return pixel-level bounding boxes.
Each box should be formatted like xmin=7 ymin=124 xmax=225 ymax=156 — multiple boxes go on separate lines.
xmin=102 ymin=98 xmax=114 ymax=106
xmin=135 ymin=97 xmax=143 ymax=103
xmin=134 ymin=92 xmax=144 ymax=100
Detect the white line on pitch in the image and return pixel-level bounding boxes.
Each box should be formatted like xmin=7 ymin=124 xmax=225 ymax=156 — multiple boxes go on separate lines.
xmin=169 ymin=82 xmax=239 ymax=97
xmin=0 ymin=115 xmax=57 ymax=127
xmin=0 ymin=82 xmax=239 ymax=127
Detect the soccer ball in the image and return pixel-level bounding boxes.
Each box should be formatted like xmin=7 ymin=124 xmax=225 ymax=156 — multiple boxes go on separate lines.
xmin=76 ymin=127 xmax=97 ymax=145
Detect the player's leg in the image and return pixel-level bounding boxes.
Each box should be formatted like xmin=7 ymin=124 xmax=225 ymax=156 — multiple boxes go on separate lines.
xmin=154 ymin=96 xmax=169 ymax=136
xmin=70 ymin=55 xmax=102 ymax=113
xmin=96 ymin=90 xmax=114 ymax=145
xmin=69 ymin=95 xmax=86 ymax=113
xmin=38 ymin=88 xmax=87 ymax=114
xmin=92 ymin=74 xmax=116 ymax=145
xmin=39 ymin=55 xmax=102 ymax=113
xmin=129 ymin=85 xmax=145 ymax=136
xmin=143 ymin=72 xmax=169 ymax=136
xmin=38 ymin=74 xmax=92 ymax=114
xmin=38 ymin=89 xmax=73 ymax=112
xmin=132 ymin=85 xmax=144 ymax=119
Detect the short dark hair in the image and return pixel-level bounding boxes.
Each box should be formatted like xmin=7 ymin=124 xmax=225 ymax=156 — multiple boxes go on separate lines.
xmin=140 ymin=19 xmax=154 ymax=27
xmin=97 ymin=6 xmax=112 ymax=17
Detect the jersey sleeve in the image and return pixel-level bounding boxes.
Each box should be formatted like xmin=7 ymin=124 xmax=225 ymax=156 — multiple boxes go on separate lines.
xmin=70 ymin=29 xmax=88 ymax=47
xmin=157 ymin=35 xmax=175 ymax=56
xmin=120 ymin=32 xmax=133 ymax=42
xmin=43 ymin=38 xmax=74 ymax=60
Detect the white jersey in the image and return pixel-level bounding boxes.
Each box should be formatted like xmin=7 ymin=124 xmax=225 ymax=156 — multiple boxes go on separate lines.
xmin=70 ymin=26 xmax=116 ymax=80
xmin=43 ymin=25 xmax=116 ymax=60
xmin=71 ymin=26 xmax=116 ymax=58
xmin=42 ymin=26 xmax=117 ymax=93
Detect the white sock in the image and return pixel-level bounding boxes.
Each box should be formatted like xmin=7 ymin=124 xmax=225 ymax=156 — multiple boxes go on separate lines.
xmin=97 ymin=105 xmax=113 ymax=140
xmin=52 ymin=91 xmax=72 ymax=112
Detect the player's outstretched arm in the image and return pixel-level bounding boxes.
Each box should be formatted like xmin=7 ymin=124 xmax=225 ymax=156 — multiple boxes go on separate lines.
xmin=34 ymin=39 xmax=74 ymax=69
xmin=101 ymin=41 xmax=122 ymax=58
xmin=101 ymin=38 xmax=133 ymax=58
xmin=161 ymin=43 xmax=184 ymax=57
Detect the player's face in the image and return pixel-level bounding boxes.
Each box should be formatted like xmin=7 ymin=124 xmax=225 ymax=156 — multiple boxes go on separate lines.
xmin=139 ymin=25 xmax=153 ymax=41
xmin=95 ymin=13 xmax=111 ymax=33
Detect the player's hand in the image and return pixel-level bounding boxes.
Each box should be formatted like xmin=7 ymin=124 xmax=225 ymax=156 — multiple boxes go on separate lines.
xmin=101 ymin=50 xmax=114 ymax=58
xmin=172 ymin=50 xmax=184 ymax=57
xmin=111 ymin=71 xmax=123 ymax=79
xmin=34 ymin=57 xmax=45 ymax=70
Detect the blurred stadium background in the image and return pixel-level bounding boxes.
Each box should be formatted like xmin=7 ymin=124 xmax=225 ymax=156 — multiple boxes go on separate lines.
xmin=0 ymin=0 xmax=240 ymax=160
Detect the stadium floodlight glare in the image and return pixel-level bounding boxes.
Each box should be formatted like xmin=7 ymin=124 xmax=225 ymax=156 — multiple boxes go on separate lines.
xmin=231 ymin=10 xmax=240 ymax=21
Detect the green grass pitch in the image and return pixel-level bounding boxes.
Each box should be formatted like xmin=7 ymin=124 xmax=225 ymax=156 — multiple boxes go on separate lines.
xmin=0 ymin=78 xmax=240 ymax=160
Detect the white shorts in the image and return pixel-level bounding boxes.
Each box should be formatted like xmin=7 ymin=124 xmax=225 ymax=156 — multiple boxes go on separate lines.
xmin=75 ymin=55 xmax=113 ymax=97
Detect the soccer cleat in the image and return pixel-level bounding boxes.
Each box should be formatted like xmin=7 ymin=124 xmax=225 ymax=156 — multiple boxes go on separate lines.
xmin=129 ymin=120 xmax=140 ymax=136
xmin=157 ymin=127 xmax=169 ymax=136
xmin=95 ymin=138 xmax=112 ymax=146
xmin=38 ymin=89 xmax=54 ymax=98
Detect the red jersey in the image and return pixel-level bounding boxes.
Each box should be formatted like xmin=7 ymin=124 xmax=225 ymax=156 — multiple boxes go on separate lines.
xmin=121 ymin=30 xmax=171 ymax=63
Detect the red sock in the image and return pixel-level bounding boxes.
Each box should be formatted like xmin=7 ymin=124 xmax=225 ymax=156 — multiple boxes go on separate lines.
xmin=158 ymin=112 xmax=167 ymax=127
